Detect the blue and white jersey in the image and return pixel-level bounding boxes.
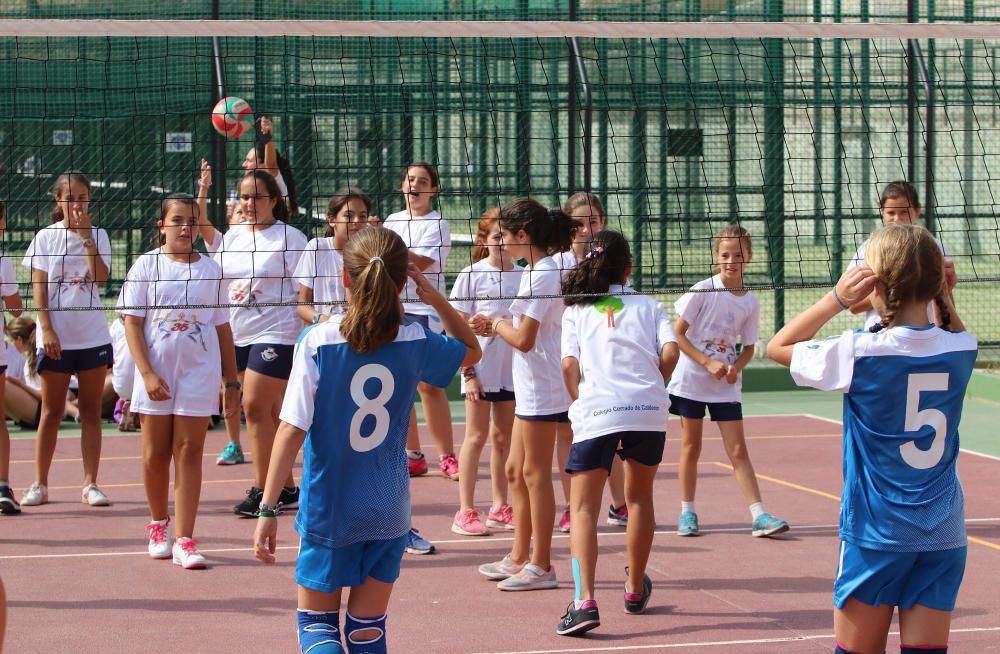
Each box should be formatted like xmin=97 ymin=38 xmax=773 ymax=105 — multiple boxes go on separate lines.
xmin=280 ymin=315 xmax=466 ymax=548
xmin=790 ymin=325 xmax=977 ymax=552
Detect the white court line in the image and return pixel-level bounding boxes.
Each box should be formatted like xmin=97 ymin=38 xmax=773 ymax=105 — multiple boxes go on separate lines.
xmin=467 ymin=627 xmax=1000 ymax=654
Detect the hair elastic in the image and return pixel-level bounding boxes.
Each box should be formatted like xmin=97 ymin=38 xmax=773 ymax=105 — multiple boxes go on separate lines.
xmin=369 ymin=256 xmax=384 ymax=265
xmin=585 ymin=246 xmax=605 ymax=260
xmin=547 ymin=208 xmax=556 ymax=220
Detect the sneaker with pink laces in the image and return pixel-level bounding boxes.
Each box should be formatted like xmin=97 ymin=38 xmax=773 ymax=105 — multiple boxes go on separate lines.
xmin=172 ymin=536 xmax=206 ymax=569
xmin=557 ymin=506 xmax=571 ymax=533
xmin=146 ymin=518 xmax=171 ymax=559
xmin=439 ymin=453 xmax=459 ymax=480
xmin=452 ymin=508 xmax=489 ymax=536
xmin=486 ymin=504 xmax=514 ymax=530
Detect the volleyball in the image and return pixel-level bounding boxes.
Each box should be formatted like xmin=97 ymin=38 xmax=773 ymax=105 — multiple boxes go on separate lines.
xmin=211 ymin=96 xmax=254 ymax=138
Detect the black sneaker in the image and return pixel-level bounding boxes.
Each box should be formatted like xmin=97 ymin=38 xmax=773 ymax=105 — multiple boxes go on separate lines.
xmin=234 ymin=486 xmax=263 ymax=517
xmin=0 ymin=485 xmax=21 ymax=515
xmin=556 ymin=600 xmax=600 ymax=636
xmin=277 ymin=485 xmax=300 ymax=511
xmin=624 ymin=566 xmax=652 ymax=614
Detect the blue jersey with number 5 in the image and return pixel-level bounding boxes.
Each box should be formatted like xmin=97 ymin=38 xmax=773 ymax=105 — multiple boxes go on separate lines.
xmin=790 ymin=325 xmax=977 ymax=552
xmin=280 ymin=316 xmax=466 ymax=548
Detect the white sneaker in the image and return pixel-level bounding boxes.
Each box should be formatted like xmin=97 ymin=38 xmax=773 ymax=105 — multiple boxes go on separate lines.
xmin=146 ymin=518 xmax=171 ymax=559
xmin=172 ymin=537 xmax=207 ymax=569
xmin=82 ymin=484 xmax=111 ymax=507
xmin=21 ymin=482 xmax=48 ymax=506
xmin=496 ymin=562 xmax=558 ymax=591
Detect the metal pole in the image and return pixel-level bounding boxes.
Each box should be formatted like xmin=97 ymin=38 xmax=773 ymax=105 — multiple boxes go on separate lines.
xmin=567 ymin=0 xmax=577 ymax=194
xmin=907 ymin=0 xmax=917 ymax=183
xmin=210 ymin=0 xmax=227 ymax=229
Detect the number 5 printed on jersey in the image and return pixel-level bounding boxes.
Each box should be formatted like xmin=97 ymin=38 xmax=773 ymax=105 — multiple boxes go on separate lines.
xmin=349 ymin=364 xmax=395 ymax=453
xmin=900 ymin=372 xmax=949 ymax=470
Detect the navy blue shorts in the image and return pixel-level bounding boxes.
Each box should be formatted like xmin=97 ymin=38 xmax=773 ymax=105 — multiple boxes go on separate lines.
xmin=834 ymin=540 xmax=967 ymax=611
xmin=37 ymin=343 xmax=113 ymax=375
xmin=566 ymin=430 xmax=666 ymax=474
xmin=403 ymin=313 xmax=443 ymax=334
xmin=0 ymin=365 xmax=6 ymax=376
xmin=668 ymin=394 xmax=742 ymax=422
xmin=481 ymin=389 xmax=515 ymax=403
xmin=235 ymin=343 xmax=294 ymax=379
xmin=296 ymin=533 xmax=408 ymax=593
xmin=516 ymin=411 xmax=570 ymax=423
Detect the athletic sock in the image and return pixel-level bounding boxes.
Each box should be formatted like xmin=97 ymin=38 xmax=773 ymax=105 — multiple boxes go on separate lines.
xmin=406 ymin=450 xmax=423 ymax=460
xmin=901 ymin=646 xmax=946 ymax=654
xmin=297 ymin=609 xmax=343 ymax=654
xmin=344 ymin=613 xmax=387 ymax=654
xmin=681 ymin=501 xmax=696 ymax=514
xmin=749 ymin=502 xmax=766 ymax=520
xmin=0 ymin=480 xmax=9 ymax=490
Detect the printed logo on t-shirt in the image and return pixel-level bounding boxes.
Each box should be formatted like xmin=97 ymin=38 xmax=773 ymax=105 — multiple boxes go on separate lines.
xmin=228 ymin=280 xmax=264 ymax=314
xmin=156 ymin=311 xmax=208 ymax=351
xmin=260 ymin=347 xmax=278 ymax=362
xmin=56 ymin=270 xmax=93 ymax=295
xmin=594 ymin=296 xmax=624 ymax=328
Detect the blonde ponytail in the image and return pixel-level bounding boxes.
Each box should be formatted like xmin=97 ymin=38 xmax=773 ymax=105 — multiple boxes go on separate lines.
xmin=340 ymin=228 xmax=409 ymax=353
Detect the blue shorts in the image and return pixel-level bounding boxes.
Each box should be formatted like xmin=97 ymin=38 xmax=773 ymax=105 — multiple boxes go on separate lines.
xmin=296 ymin=533 xmax=408 ymax=594
xmin=404 ymin=313 xmax=443 ymax=334
xmin=38 ymin=343 xmax=113 ymax=375
xmin=833 ymin=540 xmax=967 ymax=611
xmin=668 ymin=394 xmax=742 ymax=422
xmin=481 ymin=389 xmax=515 ymax=403
xmin=235 ymin=343 xmax=294 ymax=380
xmin=516 ymin=411 xmax=570 ymax=423
xmin=566 ymin=431 xmax=666 ymax=474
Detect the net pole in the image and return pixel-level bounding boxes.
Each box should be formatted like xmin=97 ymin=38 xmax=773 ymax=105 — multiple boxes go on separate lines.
xmin=764 ymin=0 xmax=785 ymax=331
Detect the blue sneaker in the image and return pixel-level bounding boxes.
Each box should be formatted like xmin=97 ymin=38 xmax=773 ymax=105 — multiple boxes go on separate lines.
xmin=677 ymin=511 xmax=699 ymax=537
xmin=751 ymin=513 xmax=789 ymax=538
xmin=405 ymin=528 xmax=436 ymax=555
xmin=216 ymin=441 xmax=245 ymax=466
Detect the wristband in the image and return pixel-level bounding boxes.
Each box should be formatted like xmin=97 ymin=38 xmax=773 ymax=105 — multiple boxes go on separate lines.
xmin=491 ymin=318 xmax=505 ymax=335
xmin=197 ymin=180 xmax=212 ymax=188
xmin=831 ymin=287 xmax=850 ymax=311
xmin=257 ymin=511 xmax=276 ymax=518
xmin=225 ymin=381 xmax=242 ymax=390
xmin=311 ymin=312 xmax=323 ymax=324
xmin=462 ymin=366 xmax=476 ymax=380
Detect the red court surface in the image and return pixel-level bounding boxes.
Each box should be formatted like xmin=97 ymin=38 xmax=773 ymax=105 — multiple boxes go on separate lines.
xmin=3 ymin=414 xmax=1000 ymax=653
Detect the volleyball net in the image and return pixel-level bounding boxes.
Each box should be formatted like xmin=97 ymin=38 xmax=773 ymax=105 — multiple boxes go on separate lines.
xmin=2 ymin=19 xmax=1000 ymax=345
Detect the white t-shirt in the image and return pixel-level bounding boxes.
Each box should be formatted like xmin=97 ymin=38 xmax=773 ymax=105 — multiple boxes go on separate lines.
xmin=3 ymin=342 xmax=25 ymax=382
xmin=214 ymin=221 xmax=307 ymax=346
xmin=551 ymin=250 xmax=579 ymax=284
xmin=449 ymin=259 xmax=524 ymax=393
xmin=120 ymin=250 xmax=230 ymax=415
xmin=383 ymin=209 xmax=450 ymax=317
xmin=293 ymin=238 xmax=345 ymax=317
xmin=109 ymin=317 xmax=134 ymax=399
xmin=562 ymin=286 xmax=675 ymax=441
xmin=0 ymin=256 xmax=18 ymax=368
xmin=667 ymin=275 xmax=760 ymax=404
xmin=508 ymin=256 xmax=571 ymax=415
xmin=22 ymin=222 xmax=112 ymax=350
xmin=848 ymin=237 xmax=948 ymax=329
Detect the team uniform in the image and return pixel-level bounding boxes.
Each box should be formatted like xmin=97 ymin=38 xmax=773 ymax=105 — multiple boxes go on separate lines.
xmin=22 ymin=223 xmax=113 ymax=372
xmin=279 ymin=316 xmax=466 ymax=590
xmin=384 ymin=209 xmax=450 ymax=333
xmin=293 ymin=237 xmax=345 ymax=318
xmin=790 ymin=325 xmax=977 ymax=610
xmin=551 ymin=250 xmax=579 ymax=283
xmin=509 ymin=256 xmax=571 ymax=420
xmin=449 ymin=259 xmax=523 ymax=402
xmin=0 ymin=255 xmax=18 ymax=376
xmin=119 ymin=250 xmax=229 ymax=416
xmin=561 ymin=286 xmax=676 ymax=473
xmin=848 ymin=238 xmax=948 ymax=329
xmin=214 ymin=221 xmax=307 ymax=379
xmin=109 ymin=317 xmax=134 ymax=400
xmin=667 ymin=275 xmax=759 ymax=421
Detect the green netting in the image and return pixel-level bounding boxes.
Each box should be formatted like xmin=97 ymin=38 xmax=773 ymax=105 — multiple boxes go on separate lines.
xmin=1 ymin=19 xmax=999 ymax=344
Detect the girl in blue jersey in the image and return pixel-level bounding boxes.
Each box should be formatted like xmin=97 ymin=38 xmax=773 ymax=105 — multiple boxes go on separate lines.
xmin=556 ymin=231 xmax=678 ymax=636
xmin=769 ymin=223 xmax=974 ymax=654
xmin=253 ymin=227 xmax=480 ymax=654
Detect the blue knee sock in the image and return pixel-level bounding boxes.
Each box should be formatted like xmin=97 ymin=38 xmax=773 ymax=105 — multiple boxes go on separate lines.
xmin=297 ymin=609 xmax=343 ymax=654
xmin=344 ymin=612 xmax=387 ymax=654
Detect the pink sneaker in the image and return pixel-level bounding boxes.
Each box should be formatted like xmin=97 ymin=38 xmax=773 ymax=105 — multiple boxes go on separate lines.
xmin=172 ymin=537 xmax=207 ymax=569
xmin=558 ymin=506 xmax=571 ymax=533
xmin=486 ymin=504 xmax=514 ymax=530
xmin=451 ymin=508 xmax=489 ymax=536
xmin=408 ymin=452 xmax=428 ymax=477
xmin=439 ymin=453 xmax=459 ymax=481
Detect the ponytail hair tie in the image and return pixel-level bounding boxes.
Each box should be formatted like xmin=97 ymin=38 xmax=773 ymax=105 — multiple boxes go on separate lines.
xmin=585 ymin=246 xmax=605 ymax=260
xmin=369 ymin=256 xmax=384 ymax=265
xmin=547 ymin=208 xmax=556 ymax=221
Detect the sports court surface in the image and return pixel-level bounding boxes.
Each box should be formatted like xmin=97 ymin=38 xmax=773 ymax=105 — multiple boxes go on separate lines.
xmin=4 ymin=391 xmax=1000 ymax=653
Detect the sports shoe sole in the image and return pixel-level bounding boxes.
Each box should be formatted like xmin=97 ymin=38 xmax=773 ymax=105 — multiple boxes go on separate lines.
xmin=82 ymin=494 xmax=111 ymax=507
xmin=497 ymin=576 xmax=559 ymax=592
xmin=404 ymin=546 xmax=435 ymax=555
xmin=450 ymin=523 xmax=489 ymax=536
xmin=752 ymin=523 xmax=790 ymax=538
xmin=556 ymin=617 xmax=600 ymax=636
xmin=485 ymin=520 xmax=514 ymax=530
xmin=0 ymin=503 xmax=21 ymax=515
xmin=173 ymin=557 xmax=207 ymax=570
xmin=149 ymin=548 xmax=172 ymax=560
xmin=607 ymin=517 xmax=628 ymax=527
xmin=478 ymin=564 xmax=519 ymax=581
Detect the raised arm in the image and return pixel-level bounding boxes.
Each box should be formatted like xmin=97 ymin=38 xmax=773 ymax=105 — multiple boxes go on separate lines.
xmin=410 ymin=264 xmax=481 ymax=367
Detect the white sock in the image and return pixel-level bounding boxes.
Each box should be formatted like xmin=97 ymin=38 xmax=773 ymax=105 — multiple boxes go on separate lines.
xmin=406 ymin=450 xmax=423 ymax=460
xmin=573 ymin=599 xmax=586 ymax=609
xmin=681 ymin=501 xmax=696 ymax=514
xmin=0 ymin=481 xmax=9 ymax=490
xmin=749 ymin=502 xmax=766 ymax=520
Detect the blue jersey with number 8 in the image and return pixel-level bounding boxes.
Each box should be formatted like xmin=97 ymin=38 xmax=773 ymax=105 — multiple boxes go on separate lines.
xmin=790 ymin=325 xmax=977 ymax=552
xmin=280 ymin=316 xmax=466 ymax=548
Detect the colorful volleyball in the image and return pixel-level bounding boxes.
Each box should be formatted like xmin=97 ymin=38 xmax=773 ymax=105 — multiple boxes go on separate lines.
xmin=211 ymin=96 xmax=254 ymax=138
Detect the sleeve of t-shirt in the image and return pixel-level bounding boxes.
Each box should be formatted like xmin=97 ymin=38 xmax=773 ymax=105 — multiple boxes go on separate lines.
xmin=409 ymin=218 xmax=449 ymax=263
xmin=293 ymin=240 xmax=318 ymax=289
xmin=448 ymin=268 xmax=474 ymax=315
xmin=22 ymin=230 xmax=47 ymax=272
xmin=207 ymin=263 xmax=229 ymax=326
xmin=561 ymin=307 xmax=580 ymax=360
xmin=0 ymin=257 xmax=18 ymax=297
xmin=740 ymin=294 xmax=760 ymax=345
xmin=96 ymin=229 xmax=112 ymax=269
xmin=278 ymin=332 xmax=320 ymax=431
xmin=510 ymin=267 xmax=558 ymax=323
xmin=119 ymin=258 xmax=149 ymax=319
xmin=847 ymin=243 xmax=866 ymax=270
xmin=790 ymin=330 xmax=856 ymax=393
xmin=674 ymin=289 xmax=702 ymax=325
xmin=284 ymin=227 xmax=308 ymax=278
xmin=203 ymin=227 xmax=224 ymax=255
xmin=418 ymin=330 xmax=466 ymax=388
xmin=654 ymin=302 xmax=677 ymax=351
